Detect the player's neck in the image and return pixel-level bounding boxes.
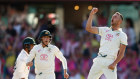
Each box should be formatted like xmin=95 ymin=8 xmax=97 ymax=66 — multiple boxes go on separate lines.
xmin=112 ymin=25 xmax=120 ymax=31
xmin=25 ymin=49 xmax=29 ymax=54
xmin=41 ymin=43 xmax=48 ymax=48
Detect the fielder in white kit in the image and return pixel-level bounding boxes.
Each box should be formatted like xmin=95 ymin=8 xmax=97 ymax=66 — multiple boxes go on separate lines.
xmin=26 ymin=30 xmax=69 ymax=79
xmin=86 ymin=8 xmax=128 ymax=79
xmin=12 ymin=37 xmax=36 ymax=79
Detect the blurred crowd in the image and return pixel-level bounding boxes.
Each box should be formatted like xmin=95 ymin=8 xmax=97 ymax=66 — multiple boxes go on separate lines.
xmin=0 ymin=5 xmax=140 ymax=79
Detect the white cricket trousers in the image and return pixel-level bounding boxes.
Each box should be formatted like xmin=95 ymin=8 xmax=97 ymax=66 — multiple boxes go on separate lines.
xmin=36 ymin=72 xmax=55 ymax=79
xmin=12 ymin=75 xmax=28 ymax=79
xmin=87 ymin=57 xmax=117 ymax=79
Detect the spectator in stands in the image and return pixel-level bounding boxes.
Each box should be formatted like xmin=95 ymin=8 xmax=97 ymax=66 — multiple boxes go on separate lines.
xmin=123 ymin=18 xmax=136 ymax=47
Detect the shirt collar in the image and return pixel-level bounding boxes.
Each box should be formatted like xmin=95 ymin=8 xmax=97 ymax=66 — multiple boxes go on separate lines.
xmin=22 ymin=49 xmax=29 ymax=56
xmin=40 ymin=43 xmax=50 ymax=48
xmin=110 ymin=26 xmax=122 ymax=32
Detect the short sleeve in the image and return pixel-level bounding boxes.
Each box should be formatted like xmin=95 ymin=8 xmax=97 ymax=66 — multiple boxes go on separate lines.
xmin=120 ymin=33 xmax=128 ymax=45
xmin=98 ymin=27 xmax=108 ymax=36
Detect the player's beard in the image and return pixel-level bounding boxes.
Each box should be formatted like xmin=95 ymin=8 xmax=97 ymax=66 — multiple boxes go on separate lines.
xmin=42 ymin=40 xmax=49 ymax=47
xmin=111 ymin=22 xmax=117 ymax=27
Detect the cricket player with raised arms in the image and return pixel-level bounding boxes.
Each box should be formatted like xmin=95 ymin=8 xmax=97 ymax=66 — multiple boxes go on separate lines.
xmin=26 ymin=30 xmax=69 ymax=79
xmin=12 ymin=37 xmax=36 ymax=79
xmin=86 ymin=8 xmax=128 ymax=79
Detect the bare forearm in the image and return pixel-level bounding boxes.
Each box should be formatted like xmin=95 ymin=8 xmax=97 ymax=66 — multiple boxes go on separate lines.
xmin=64 ymin=69 xmax=67 ymax=74
xmin=113 ymin=45 xmax=126 ymax=65
xmin=86 ymin=14 xmax=94 ymax=31
xmin=64 ymin=69 xmax=69 ymax=78
xmin=85 ymin=8 xmax=98 ymax=34
xmin=108 ymin=52 xmax=124 ymax=70
xmin=113 ymin=52 xmax=124 ymax=65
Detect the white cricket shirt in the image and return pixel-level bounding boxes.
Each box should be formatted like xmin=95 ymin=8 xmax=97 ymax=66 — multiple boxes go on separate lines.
xmin=98 ymin=27 xmax=128 ymax=58
xmin=27 ymin=44 xmax=67 ymax=74
xmin=13 ymin=49 xmax=30 ymax=79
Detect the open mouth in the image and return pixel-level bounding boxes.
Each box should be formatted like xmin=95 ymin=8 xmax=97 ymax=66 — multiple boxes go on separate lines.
xmin=111 ymin=19 xmax=113 ymax=22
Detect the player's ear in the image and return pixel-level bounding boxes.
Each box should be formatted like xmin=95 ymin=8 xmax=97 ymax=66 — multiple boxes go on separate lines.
xmin=119 ymin=19 xmax=122 ymax=24
xmin=40 ymin=37 xmax=43 ymax=40
xmin=120 ymin=20 xmax=123 ymax=24
xmin=119 ymin=16 xmax=123 ymax=24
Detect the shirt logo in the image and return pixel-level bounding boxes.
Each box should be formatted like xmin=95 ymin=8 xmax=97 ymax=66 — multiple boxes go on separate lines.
xmin=116 ymin=33 xmax=120 ymax=36
xmin=106 ymin=30 xmax=110 ymax=32
xmin=105 ymin=34 xmax=113 ymax=41
xmin=48 ymin=48 xmax=51 ymax=52
xmin=40 ymin=54 xmax=48 ymax=61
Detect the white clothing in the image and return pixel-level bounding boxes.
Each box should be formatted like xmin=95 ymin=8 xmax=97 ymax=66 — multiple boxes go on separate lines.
xmin=98 ymin=27 xmax=128 ymax=58
xmin=27 ymin=44 xmax=67 ymax=77
xmin=88 ymin=27 xmax=128 ymax=79
xmin=12 ymin=49 xmax=30 ymax=79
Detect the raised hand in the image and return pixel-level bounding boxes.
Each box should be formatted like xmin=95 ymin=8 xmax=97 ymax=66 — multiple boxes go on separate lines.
xmin=90 ymin=8 xmax=98 ymax=15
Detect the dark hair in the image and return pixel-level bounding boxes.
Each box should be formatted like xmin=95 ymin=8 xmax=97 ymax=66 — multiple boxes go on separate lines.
xmin=126 ymin=18 xmax=134 ymax=28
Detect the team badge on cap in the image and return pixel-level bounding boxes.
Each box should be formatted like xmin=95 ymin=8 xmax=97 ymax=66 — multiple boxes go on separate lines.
xmin=45 ymin=32 xmax=48 ymax=34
